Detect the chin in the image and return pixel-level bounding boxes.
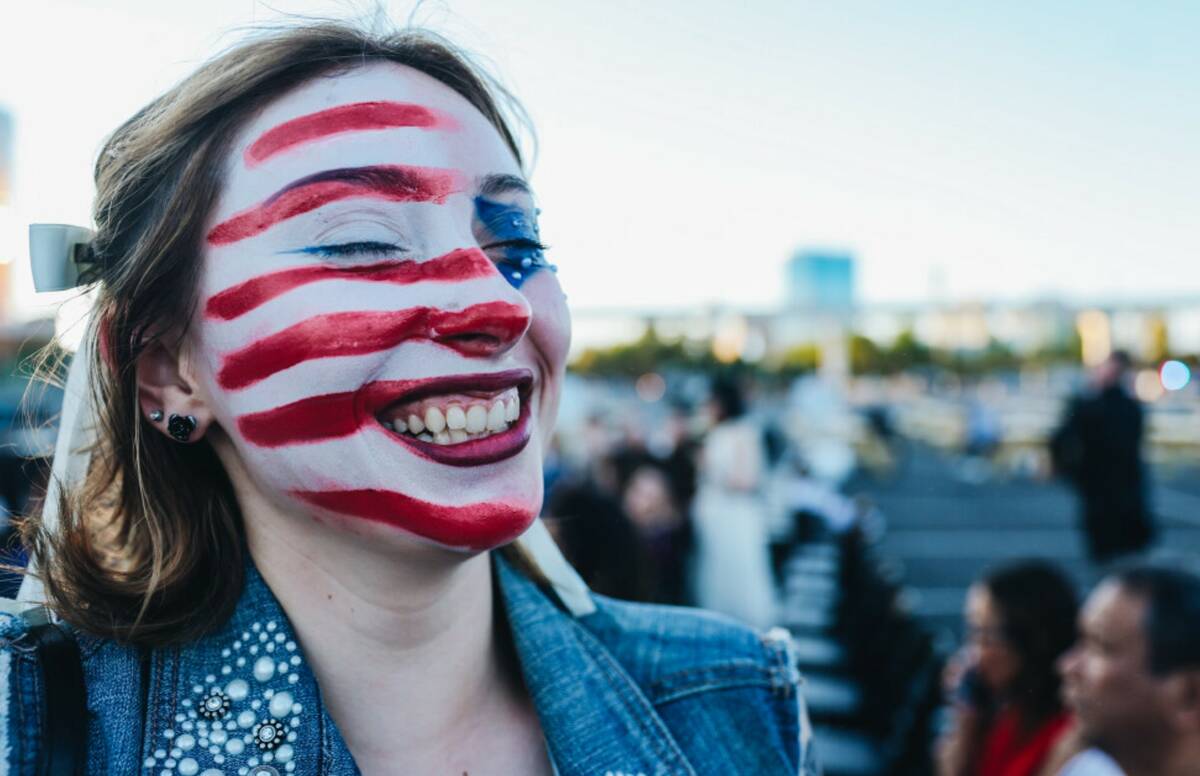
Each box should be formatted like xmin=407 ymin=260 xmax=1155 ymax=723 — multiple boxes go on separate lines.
xmin=286 ymin=444 xmax=546 ymax=553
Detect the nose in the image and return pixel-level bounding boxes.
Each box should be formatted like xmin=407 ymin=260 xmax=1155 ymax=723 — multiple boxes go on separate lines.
xmin=1057 ymin=644 xmax=1080 ymax=678
xmin=428 ymin=266 xmax=532 ymax=358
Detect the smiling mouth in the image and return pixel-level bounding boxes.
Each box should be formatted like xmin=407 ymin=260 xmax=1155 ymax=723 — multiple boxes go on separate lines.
xmin=370 ymin=369 xmax=533 ymax=466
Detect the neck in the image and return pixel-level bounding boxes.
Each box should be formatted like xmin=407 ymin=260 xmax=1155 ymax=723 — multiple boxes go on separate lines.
xmin=243 ymin=498 xmax=535 ymax=772
xmin=1115 ymin=735 xmax=1200 ymax=776
xmin=1155 ymin=739 xmax=1200 ymax=776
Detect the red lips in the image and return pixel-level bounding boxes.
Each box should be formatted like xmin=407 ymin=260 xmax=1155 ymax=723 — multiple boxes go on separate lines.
xmin=368 ymin=369 xmax=534 ymax=467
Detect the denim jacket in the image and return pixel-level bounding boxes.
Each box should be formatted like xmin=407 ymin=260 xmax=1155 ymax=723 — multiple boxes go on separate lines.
xmin=1 ymin=553 xmax=819 ymax=775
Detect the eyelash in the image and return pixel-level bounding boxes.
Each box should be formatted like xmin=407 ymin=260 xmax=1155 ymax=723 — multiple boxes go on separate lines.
xmin=483 ymin=238 xmax=550 ymax=260
xmin=303 ymin=238 xmax=551 ymax=268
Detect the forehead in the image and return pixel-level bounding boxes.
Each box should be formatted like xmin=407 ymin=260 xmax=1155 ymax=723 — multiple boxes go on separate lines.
xmin=966 ymin=584 xmax=998 ymax=621
xmin=1085 ymin=583 xmax=1146 ymax=642
xmin=215 ymin=62 xmax=521 ymax=216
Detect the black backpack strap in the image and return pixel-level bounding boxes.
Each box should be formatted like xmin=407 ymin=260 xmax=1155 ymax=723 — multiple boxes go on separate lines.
xmin=23 ymin=609 xmax=87 ymax=776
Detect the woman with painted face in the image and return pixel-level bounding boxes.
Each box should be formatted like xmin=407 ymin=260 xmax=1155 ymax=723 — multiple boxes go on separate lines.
xmin=936 ymin=560 xmax=1079 ymax=776
xmin=2 ymin=23 xmax=817 ymax=776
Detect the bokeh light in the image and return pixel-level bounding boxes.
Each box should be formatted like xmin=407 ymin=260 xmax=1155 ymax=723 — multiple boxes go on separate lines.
xmin=1160 ymin=360 xmax=1191 ymax=392
xmin=1134 ymin=369 xmax=1165 ymax=402
xmin=635 ymin=372 xmax=667 ymax=403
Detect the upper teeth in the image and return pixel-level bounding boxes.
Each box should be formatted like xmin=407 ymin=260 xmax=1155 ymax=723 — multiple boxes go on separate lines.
xmin=381 ymin=391 xmax=520 ymax=445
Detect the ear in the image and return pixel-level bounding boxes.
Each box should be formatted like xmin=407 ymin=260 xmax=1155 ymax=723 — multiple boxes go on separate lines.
xmin=136 ymin=340 xmax=214 ymax=443
xmin=1163 ymin=670 xmax=1200 ymax=731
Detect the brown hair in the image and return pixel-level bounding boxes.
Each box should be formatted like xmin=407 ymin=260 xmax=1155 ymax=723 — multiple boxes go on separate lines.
xmin=21 ymin=21 xmax=530 ymax=646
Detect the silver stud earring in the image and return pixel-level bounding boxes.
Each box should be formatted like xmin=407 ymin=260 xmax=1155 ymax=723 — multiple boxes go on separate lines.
xmin=149 ymin=410 xmax=164 ymax=422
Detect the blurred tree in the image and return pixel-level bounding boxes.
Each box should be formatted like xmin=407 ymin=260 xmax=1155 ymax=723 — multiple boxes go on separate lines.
xmin=572 ymin=326 xmax=1099 ymax=379
xmin=886 ymin=330 xmax=933 ymax=373
xmin=571 ymin=326 xmax=729 ymax=376
xmin=848 ymin=334 xmax=883 ymax=374
xmin=1027 ymin=331 xmax=1083 ymax=367
xmin=770 ymin=343 xmax=820 ymax=377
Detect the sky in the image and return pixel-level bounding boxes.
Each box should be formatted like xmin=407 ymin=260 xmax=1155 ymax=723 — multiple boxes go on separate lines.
xmin=1 ymin=0 xmax=1198 ymax=322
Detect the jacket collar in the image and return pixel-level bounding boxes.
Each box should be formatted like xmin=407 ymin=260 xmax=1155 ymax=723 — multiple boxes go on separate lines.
xmin=494 ymin=554 xmax=697 ymax=776
xmin=141 ymin=553 xmax=695 ymax=776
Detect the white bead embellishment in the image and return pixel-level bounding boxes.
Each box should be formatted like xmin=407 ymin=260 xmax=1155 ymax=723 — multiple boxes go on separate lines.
xmin=226 ymin=679 xmax=249 ymax=701
xmin=253 ymin=656 xmax=275 ymax=682
xmin=145 ymin=621 xmax=309 ymax=776
xmin=267 ymin=692 xmax=293 ymax=719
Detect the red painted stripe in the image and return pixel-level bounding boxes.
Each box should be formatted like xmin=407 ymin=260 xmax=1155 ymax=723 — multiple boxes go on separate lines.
xmin=237 ymin=371 xmax=531 ymax=448
xmin=245 ymin=101 xmax=456 ymax=166
xmin=206 ymin=165 xmax=462 ymax=246
xmin=236 ymin=379 xmax=421 ymax=446
xmin=217 ymin=301 xmax=530 ymax=390
xmin=238 ymin=390 xmax=360 ymax=447
xmin=205 ymin=248 xmax=496 ymax=321
xmin=293 ymin=488 xmax=533 ymax=549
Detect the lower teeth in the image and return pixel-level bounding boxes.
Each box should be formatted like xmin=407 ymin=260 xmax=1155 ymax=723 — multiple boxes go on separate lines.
xmin=403 ymin=425 xmax=510 ymax=445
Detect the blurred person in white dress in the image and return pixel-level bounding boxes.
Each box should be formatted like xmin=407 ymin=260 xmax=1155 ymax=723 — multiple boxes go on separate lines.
xmin=691 ymin=377 xmax=776 ymax=629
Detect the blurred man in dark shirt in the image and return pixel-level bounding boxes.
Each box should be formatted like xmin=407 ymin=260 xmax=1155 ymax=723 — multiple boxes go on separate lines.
xmin=1051 ymin=351 xmax=1154 ymax=564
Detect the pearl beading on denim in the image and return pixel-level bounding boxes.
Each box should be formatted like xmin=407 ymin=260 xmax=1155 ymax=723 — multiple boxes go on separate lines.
xmin=142 ymin=620 xmax=302 ymax=776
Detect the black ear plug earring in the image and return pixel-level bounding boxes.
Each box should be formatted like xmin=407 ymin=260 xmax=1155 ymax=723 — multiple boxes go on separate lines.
xmin=167 ymin=414 xmax=197 ymax=442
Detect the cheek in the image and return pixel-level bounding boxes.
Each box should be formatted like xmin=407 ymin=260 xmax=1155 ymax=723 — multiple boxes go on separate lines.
xmin=978 ymin=646 xmax=1020 ymax=687
xmin=186 ymin=269 xmax=544 ymax=551
xmin=523 ymin=272 xmax=571 ymax=371
xmin=521 ymin=273 xmax=570 ymax=442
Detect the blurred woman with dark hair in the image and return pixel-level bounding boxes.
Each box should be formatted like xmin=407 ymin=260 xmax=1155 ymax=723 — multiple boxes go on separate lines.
xmin=938 ymin=559 xmax=1080 ymax=776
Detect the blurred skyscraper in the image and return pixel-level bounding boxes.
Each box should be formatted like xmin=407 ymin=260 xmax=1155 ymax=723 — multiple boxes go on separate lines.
xmin=786 ymin=249 xmax=856 ymax=310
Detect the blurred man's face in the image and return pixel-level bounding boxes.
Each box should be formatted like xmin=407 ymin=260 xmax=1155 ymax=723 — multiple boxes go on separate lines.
xmin=1059 ymin=582 xmax=1171 ymax=754
xmin=1091 ymin=354 xmax=1126 ymax=389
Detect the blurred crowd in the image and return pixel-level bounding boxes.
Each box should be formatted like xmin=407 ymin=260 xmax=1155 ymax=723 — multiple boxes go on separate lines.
xmin=541 ymin=374 xmax=867 ymax=627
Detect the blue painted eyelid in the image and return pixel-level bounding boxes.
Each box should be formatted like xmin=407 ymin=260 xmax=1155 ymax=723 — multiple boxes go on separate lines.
xmin=474 ymin=195 xmax=553 ymax=289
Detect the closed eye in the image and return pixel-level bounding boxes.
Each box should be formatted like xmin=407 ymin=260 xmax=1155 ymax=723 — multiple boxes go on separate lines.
xmin=290 ymin=241 xmax=405 ymax=258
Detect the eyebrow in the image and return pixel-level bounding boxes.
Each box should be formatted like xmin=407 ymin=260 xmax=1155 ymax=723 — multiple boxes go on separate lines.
xmin=245 ymin=101 xmax=457 ymax=166
xmin=478 ymin=173 xmax=533 ymax=199
xmin=206 ymin=165 xmax=464 ymax=246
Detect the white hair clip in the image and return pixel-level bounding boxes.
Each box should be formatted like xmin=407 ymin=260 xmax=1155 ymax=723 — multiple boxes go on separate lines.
xmin=28 ymin=223 xmax=96 ymax=292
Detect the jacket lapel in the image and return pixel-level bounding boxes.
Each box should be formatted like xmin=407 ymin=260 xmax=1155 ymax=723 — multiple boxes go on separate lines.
xmin=143 ymin=563 xmax=360 ymax=775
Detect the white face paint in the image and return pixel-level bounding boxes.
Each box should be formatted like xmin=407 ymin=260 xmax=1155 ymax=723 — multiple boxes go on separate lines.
xmin=189 ymin=63 xmax=570 ymax=551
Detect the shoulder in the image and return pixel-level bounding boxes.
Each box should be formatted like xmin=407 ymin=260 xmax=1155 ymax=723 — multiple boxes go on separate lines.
xmin=0 ymin=604 xmax=144 ymax=775
xmin=583 ymin=594 xmax=795 ymax=691
xmin=580 ymin=594 xmax=818 ymax=773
